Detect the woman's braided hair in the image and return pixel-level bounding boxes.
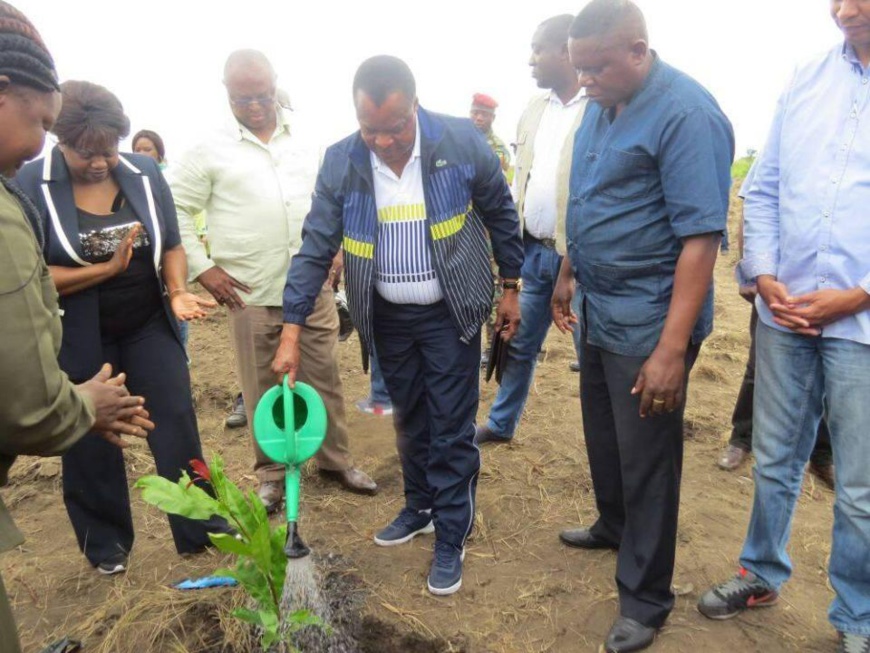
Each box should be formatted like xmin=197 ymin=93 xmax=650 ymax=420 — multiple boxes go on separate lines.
xmin=0 ymin=1 xmax=59 ymax=92
xmin=0 ymin=2 xmax=56 ymax=253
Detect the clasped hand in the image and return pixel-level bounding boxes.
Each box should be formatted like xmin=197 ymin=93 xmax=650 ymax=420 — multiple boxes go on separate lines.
xmin=758 ymin=276 xmax=870 ymax=336
xmin=76 ymin=363 xmax=154 ymax=448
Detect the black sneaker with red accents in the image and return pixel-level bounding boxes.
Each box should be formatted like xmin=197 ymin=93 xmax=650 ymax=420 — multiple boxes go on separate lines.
xmin=838 ymin=632 xmax=870 ymax=653
xmin=697 ymin=568 xmax=779 ymax=620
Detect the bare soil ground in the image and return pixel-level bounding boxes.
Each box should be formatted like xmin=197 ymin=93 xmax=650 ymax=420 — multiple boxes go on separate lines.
xmin=2 ymin=196 xmax=840 ymax=652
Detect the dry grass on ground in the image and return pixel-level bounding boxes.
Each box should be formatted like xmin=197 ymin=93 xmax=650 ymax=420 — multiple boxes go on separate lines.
xmin=2 ymin=194 xmax=840 ymax=652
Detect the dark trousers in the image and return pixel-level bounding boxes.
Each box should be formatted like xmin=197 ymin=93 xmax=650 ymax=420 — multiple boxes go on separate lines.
xmin=581 ymin=330 xmax=700 ymax=628
xmin=730 ymin=306 xmax=833 ymax=466
xmin=63 ymin=314 xmax=224 ymax=566
xmin=373 ymin=293 xmax=481 ymax=549
xmin=0 ymin=572 xmax=21 ymax=653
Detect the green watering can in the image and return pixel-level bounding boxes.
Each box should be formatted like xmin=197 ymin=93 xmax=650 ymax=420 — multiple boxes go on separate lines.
xmin=253 ymin=376 xmax=327 ymax=558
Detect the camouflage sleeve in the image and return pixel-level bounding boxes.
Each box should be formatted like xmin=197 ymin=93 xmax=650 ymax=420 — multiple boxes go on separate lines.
xmin=493 ymin=136 xmax=512 ymax=173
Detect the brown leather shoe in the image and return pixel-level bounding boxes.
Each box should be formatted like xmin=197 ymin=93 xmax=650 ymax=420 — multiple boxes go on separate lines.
xmin=320 ymin=467 xmax=378 ymax=495
xmin=258 ymin=480 xmax=284 ymax=514
xmin=809 ymin=461 xmax=835 ymax=491
xmin=718 ymin=445 xmax=749 ymax=471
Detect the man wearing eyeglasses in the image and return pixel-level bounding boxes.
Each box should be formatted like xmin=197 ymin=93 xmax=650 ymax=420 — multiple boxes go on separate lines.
xmin=169 ymin=49 xmax=377 ymax=512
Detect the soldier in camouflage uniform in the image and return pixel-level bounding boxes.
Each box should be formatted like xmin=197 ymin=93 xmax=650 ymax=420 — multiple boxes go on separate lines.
xmin=470 ymin=93 xmax=511 ymax=362
xmin=470 ymin=93 xmax=511 ymax=173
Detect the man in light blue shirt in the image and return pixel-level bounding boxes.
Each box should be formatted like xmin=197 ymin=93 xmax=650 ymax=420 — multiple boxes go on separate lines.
xmin=698 ymin=2 xmax=870 ymax=650
xmin=718 ymin=161 xmax=834 ymax=477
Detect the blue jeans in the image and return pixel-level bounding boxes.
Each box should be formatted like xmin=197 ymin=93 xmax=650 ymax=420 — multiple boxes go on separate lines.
xmin=740 ymin=322 xmax=870 ymax=635
xmin=487 ymin=241 xmax=579 ymax=439
xmin=178 ymin=319 xmax=189 ymax=351
xmin=369 ymin=347 xmax=391 ymax=405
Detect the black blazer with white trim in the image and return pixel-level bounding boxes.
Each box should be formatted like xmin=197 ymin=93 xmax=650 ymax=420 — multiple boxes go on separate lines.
xmin=14 ymin=147 xmax=184 ymax=381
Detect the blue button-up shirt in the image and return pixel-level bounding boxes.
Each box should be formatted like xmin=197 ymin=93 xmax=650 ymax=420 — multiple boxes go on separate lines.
xmin=741 ymin=44 xmax=870 ymax=345
xmin=567 ymin=56 xmax=735 ymax=357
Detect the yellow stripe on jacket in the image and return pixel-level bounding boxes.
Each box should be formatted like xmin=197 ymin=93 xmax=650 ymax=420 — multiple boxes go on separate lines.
xmin=430 ymin=203 xmax=472 ymax=241
xmin=343 ymin=236 xmax=374 ymax=259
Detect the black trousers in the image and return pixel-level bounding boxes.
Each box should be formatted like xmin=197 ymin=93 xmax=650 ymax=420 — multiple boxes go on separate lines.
xmin=730 ymin=306 xmax=833 ymax=465
xmin=581 ymin=330 xmax=700 ymax=628
xmin=63 ymin=313 xmax=224 ymax=566
xmin=373 ymin=293 xmax=481 ymax=548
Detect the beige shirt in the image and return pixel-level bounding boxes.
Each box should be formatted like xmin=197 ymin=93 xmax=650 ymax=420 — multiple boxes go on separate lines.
xmin=169 ymin=109 xmax=318 ymax=307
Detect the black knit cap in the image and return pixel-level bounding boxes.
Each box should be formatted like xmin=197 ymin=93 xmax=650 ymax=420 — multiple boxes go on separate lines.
xmin=0 ymin=1 xmax=59 ymax=92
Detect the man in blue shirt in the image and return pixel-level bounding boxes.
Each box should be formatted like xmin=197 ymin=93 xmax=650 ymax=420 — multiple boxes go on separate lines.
xmin=551 ymin=2 xmax=734 ymax=650
xmin=698 ymin=2 xmax=870 ymax=651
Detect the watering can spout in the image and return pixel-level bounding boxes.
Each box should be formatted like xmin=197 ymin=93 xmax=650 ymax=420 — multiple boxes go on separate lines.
xmin=284 ymin=521 xmax=310 ymax=559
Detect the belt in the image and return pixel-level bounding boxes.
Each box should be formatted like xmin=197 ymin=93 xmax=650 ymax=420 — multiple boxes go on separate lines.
xmin=523 ymin=231 xmax=557 ymax=250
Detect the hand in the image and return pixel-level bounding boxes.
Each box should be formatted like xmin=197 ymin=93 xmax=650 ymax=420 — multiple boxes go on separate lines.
xmin=737 ymin=284 xmax=757 ymax=304
xmin=328 ymin=251 xmax=344 ymax=289
xmin=271 ymin=324 xmax=302 ymax=386
xmin=777 ymin=288 xmax=870 ymax=331
xmin=197 ymin=266 xmax=252 ymax=312
xmin=98 ymin=410 xmax=154 ymax=449
xmin=756 ymin=275 xmax=819 ymax=336
xmin=105 ymin=223 xmax=141 ymax=277
xmin=631 ymin=345 xmax=686 ymax=417
xmin=551 ymin=275 xmax=578 ymax=334
xmin=171 ymin=291 xmax=217 ymax=321
xmin=494 ymin=290 xmax=521 ymax=342
xmin=76 ymin=364 xmax=154 ymax=443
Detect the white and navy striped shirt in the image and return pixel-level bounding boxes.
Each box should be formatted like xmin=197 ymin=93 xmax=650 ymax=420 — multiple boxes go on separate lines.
xmin=371 ymin=120 xmax=443 ymax=305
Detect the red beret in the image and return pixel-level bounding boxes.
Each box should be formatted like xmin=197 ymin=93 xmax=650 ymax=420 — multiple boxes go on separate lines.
xmin=471 ymin=93 xmax=498 ymax=111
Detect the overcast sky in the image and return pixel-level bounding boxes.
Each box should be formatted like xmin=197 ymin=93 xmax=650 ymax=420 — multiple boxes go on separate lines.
xmin=17 ymin=0 xmax=842 ymax=162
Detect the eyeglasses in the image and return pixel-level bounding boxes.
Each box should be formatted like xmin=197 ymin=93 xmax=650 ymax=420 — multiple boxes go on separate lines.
xmin=229 ymin=94 xmax=276 ymax=108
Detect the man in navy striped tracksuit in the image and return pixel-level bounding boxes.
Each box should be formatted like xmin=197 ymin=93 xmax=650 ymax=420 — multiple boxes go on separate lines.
xmin=273 ymin=55 xmax=524 ymax=596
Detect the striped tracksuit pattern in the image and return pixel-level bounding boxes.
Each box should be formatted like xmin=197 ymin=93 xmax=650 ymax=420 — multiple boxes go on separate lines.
xmin=375 ymin=203 xmax=442 ymax=304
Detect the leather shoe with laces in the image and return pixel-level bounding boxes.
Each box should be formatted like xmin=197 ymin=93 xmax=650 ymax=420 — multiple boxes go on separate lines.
xmin=258 ymin=480 xmax=284 ymax=514
xmin=473 ymin=424 xmax=510 ymax=446
xmin=604 ymin=616 xmax=656 ymax=653
xmin=320 ymin=467 xmax=378 ymax=495
xmin=559 ymin=527 xmax=618 ymax=550
xmin=225 ymin=393 xmax=247 ymax=429
xmin=718 ymin=444 xmax=749 ymax=470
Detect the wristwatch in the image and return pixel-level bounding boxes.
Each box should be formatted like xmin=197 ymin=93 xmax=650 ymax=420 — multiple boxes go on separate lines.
xmin=501 ymin=278 xmax=522 ymax=291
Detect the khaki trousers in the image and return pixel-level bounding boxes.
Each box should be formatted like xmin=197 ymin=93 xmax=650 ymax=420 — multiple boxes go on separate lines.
xmin=229 ymin=285 xmax=352 ymax=482
xmin=0 ymin=572 xmax=22 ymax=653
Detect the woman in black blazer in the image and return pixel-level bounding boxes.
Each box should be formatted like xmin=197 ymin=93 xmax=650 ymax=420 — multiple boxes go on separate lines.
xmin=15 ymin=80 xmax=224 ymax=575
